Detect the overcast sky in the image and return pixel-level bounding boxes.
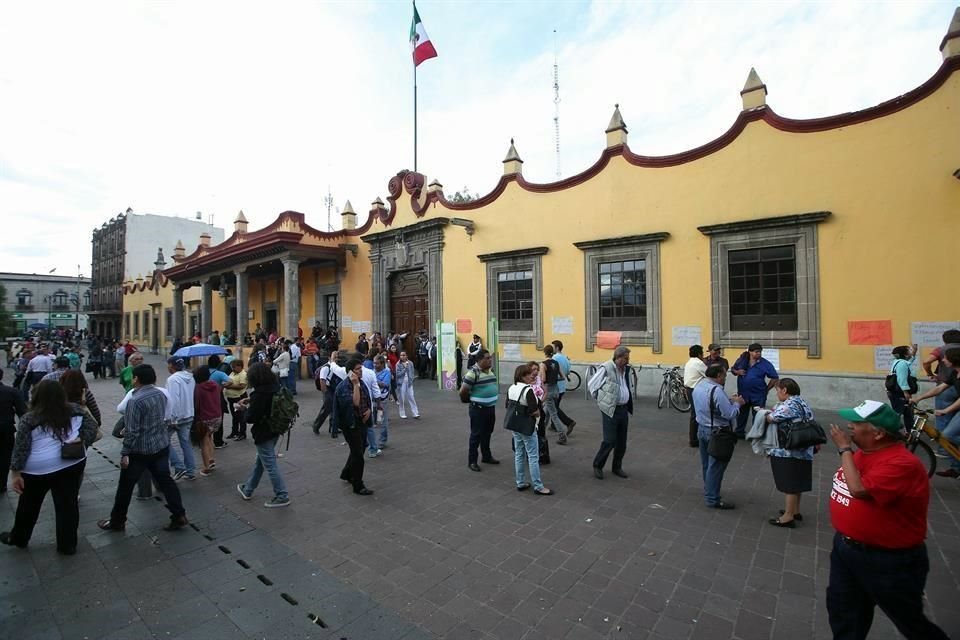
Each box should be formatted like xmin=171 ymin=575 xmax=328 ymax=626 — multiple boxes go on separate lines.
xmin=0 ymin=0 xmax=954 ymax=280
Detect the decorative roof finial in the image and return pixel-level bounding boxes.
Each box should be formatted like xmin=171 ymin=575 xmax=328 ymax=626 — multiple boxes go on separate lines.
xmin=740 ymin=67 xmax=767 ymax=110
xmin=605 ymin=104 xmax=628 ymax=148
xmin=503 ymin=139 xmax=524 ymax=176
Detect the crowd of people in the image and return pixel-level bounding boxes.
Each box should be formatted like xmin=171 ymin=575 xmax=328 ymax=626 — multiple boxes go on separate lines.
xmin=1 ymin=322 xmax=958 ymax=639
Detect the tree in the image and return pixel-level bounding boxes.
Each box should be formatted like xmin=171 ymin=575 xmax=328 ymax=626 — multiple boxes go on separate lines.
xmin=449 ymin=186 xmax=476 ymax=203
xmin=0 ymin=284 xmax=12 ymax=338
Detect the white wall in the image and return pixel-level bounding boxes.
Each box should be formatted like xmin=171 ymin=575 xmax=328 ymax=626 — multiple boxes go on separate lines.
xmin=125 ymin=214 xmax=225 ymax=279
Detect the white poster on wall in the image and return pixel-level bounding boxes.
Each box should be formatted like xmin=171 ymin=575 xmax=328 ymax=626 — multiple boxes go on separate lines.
xmin=911 ymin=321 xmax=958 ymax=347
xmin=551 ymin=316 xmax=574 ymax=335
xmin=341 ymin=316 xmax=352 ymax=329
xmin=763 ymin=348 xmax=781 ymax=371
xmin=671 ymin=325 xmax=702 ymax=347
xmin=502 ymin=343 xmax=522 ymax=360
xmin=874 ymin=346 xmax=894 ymax=371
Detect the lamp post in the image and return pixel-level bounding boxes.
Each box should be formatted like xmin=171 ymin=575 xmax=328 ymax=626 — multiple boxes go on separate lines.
xmin=75 ymin=264 xmax=82 ymax=332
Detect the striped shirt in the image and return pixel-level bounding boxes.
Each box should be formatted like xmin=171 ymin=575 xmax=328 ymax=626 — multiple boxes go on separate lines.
xmin=122 ymin=385 xmax=171 ymax=456
xmin=463 ymin=366 xmax=498 ymax=407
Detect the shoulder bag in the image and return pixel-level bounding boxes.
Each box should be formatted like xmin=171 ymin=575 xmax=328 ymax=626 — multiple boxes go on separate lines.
xmin=885 ymin=360 xmax=918 ymax=395
xmin=504 ymin=385 xmax=536 ymax=436
xmin=777 ymin=419 xmax=827 ymax=450
xmin=706 ymin=387 xmax=737 ymax=462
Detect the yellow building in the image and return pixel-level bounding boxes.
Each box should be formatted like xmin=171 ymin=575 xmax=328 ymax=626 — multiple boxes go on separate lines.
xmin=123 ymin=13 xmax=960 ymax=407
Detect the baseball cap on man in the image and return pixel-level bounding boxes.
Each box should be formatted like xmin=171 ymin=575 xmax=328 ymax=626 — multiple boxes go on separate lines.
xmin=837 ymin=400 xmax=902 ymax=435
xmin=707 ymin=343 xmax=722 ymax=351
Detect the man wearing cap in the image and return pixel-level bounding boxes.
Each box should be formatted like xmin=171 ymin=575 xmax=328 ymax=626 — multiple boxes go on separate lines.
xmin=704 ymin=344 xmax=729 ymax=372
xmin=826 ymin=400 xmax=949 ymax=639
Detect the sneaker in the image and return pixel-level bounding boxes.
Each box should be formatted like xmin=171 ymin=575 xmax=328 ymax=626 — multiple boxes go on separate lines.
xmin=399 ymin=415 xmax=407 ymax=419
xmin=368 ymin=449 xmax=381 ymax=458
xmin=199 ymin=469 xmax=214 ymax=477
xmin=934 ymin=449 xmax=950 ymax=459
xmin=164 ymin=515 xmax=190 ymax=531
xmin=413 ymin=415 xmax=420 ymax=420
xmin=236 ymin=484 xmax=251 ymax=501
xmin=214 ymin=442 xmax=228 ymax=450
xmin=264 ymin=496 xmax=291 ymax=508
xmin=184 ymin=474 xmax=197 ymax=481
xmin=558 ymin=435 xmax=568 ymax=445
xmin=172 ymin=470 xmax=187 ymax=481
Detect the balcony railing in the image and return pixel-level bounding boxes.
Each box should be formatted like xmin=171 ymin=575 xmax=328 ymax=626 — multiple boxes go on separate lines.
xmin=15 ymin=304 xmax=34 ymax=311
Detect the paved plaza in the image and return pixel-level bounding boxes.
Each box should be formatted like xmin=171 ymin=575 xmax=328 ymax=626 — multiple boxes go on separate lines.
xmin=1 ymin=353 xmax=958 ymax=640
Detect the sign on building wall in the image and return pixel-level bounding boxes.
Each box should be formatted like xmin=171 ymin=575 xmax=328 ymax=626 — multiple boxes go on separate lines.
xmin=847 ymin=320 xmax=892 ymax=345
xmin=439 ymin=322 xmax=456 ymax=390
xmin=911 ymin=321 xmax=958 ymax=347
xmin=501 ymin=343 xmax=522 ymax=360
xmin=671 ymin=325 xmax=702 ymax=346
xmin=551 ymin=316 xmax=574 ymax=335
xmin=456 ymin=319 xmax=472 ymax=334
xmin=763 ymin=348 xmax=781 ymax=372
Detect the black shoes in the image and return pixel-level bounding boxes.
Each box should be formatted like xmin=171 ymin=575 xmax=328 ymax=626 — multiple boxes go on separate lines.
xmin=468 ymin=463 xmax=482 ymax=472
xmin=593 ymin=467 xmax=604 ymax=480
xmin=97 ymin=519 xmax=125 ymax=531
xmin=768 ymin=517 xmax=796 ymax=528
xmin=0 ymin=532 xmax=26 ymax=548
xmin=517 ymin=484 xmax=531 ymax=491
xmin=566 ymin=422 xmax=576 ymax=435
xmin=163 ymin=515 xmax=189 ymax=531
xmin=689 ymin=442 xmax=699 ymax=448
xmin=709 ymin=502 xmax=736 ymax=510
xmin=354 ymin=487 xmax=374 ymax=496
xmin=612 ymin=469 xmax=629 ymax=479
xmin=482 ymin=458 xmax=500 ymax=465
xmin=779 ymin=510 xmax=803 ymax=521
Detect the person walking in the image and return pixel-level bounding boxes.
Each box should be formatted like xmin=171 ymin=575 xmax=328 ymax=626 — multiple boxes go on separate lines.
xmin=459 ymin=349 xmax=499 ymax=472
xmin=541 ymin=344 xmax=571 ymax=445
xmin=235 ymin=363 xmax=290 ymax=507
xmin=730 ymin=343 xmax=778 ymax=438
xmin=764 ymin=378 xmax=815 ymax=527
xmin=692 ymin=364 xmax=744 ymax=509
xmin=165 ymin=357 xmax=197 ymax=481
xmin=683 ymin=345 xmax=707 ymax=448
xmin=1 ymin=381 xmax=98 ymax=554
xmin=335 ymin=359 xmax=374 ymax=495
xmin=396 ymin=351 xmax=419 ymax=419
xmin=192 ymin=366 xmax=221 ymax=477
xmin=549 ymin=340 xmax=576 ymax=433
xmin=312 ymin=351 xmax=343 ymax=437
xmin=587 ymin=346 xmax=634 ymax=479
xmin=369 ymin=355 xmax=391 ymax=456
xmin=826 ymin=401 xmax=950 ymax=640
xmin=506 ymin=364 xmax=553 ymax=495
xmin=0 ymin=370 xmax=27 ymax=494
xmin=98 ymin=364 xmax=189 ymax=533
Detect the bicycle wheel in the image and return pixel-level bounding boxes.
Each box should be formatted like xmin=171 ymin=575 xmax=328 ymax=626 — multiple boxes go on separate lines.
xmin=669 ymin=381 xmax=691 ymax=413
xmin=908 ymin=438 xmax=936 ymax=478
xmin=629 ymin=366 xmax=640 ymax=396
xmin=566 ymin=370 xmax=581 ymax=392
xmin=657 ymin=380 xmax=668 ymax=409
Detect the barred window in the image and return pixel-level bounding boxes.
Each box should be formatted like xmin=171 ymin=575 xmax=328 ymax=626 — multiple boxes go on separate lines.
xmin=728 ymin=245 xmax=797 ymax=331
xmin=497 ymin=271 xmax=533 ymax=331
xmin=598 ymin=260 xmax=647 ymax=331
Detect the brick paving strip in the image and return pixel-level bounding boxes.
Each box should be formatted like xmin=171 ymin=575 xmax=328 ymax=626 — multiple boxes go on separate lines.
xmin=1 ymin=353 xmax=958 ymax=639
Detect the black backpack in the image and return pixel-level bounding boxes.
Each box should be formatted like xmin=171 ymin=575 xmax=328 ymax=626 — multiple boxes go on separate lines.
xmin=543 ymin=358 xmax=560 ymax=385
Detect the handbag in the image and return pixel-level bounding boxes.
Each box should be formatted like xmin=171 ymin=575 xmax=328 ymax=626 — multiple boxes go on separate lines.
xmin=504 ymin=385 xmax=536 ymax=436
xmin=706 ymin=387 xmax=737 ymax=462
xmin=60 ymin=440 xmax=85 ymax=460
xmin=777 ymin=419 xmax=827 ymax=450
xmin=112 ymin=416 xmax=126 ymax=438
xmin=885 ymin=361 xmax=918 ymax=395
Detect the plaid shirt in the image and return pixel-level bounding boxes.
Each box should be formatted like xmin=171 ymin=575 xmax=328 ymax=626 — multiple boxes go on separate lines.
xmin=122 ymin=385 xmax=170 ymax=456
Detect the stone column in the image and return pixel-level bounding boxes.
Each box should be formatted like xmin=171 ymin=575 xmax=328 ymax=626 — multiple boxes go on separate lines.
xmin=200 ymin=279 xmax=213 ymax=339
xmin=234 ymin=267 xmax=248 ymax=342
xmin=172 ymin=285 xmax=185 ymax=341
xmin=281 ymin=257 xmax=301 ymax=340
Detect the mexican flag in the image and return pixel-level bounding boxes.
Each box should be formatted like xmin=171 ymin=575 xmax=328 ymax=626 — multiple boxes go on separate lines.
xmin=409 ymin=5 xmax=438 ymax=67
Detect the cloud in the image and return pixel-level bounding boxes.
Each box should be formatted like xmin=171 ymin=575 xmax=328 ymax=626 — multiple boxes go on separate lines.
xmin=0 ymin=0 xmax=954 ymax=277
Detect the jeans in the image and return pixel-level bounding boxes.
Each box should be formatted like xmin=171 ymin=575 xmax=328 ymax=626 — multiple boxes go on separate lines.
xmin=593 ymin=405 xmax=629 ymax=471
xmin=8 ymin=460 xmax=85 ymax=552
xmin=240 ymin=437 xmax=288 ymax=500
xmin=543 ymin=387 xmax=567 ymax=436
xmin=468 ymin=405 xmax=496 ymax=464
xmin=940 ymin=411 xmax=960 ymax=472
xmin=934 ymin=383 xmax=958 ymax=431
xmin=281 ymin=375 xmax=296 ymax=396
xmin=513 ymin=431 xmax=544 ymax=491
xmin=109 ymin=448 xmax=186 ymax=526
xmin=398 ymin=381 xmax=419 ymax=418
xmin=698 ymin=425 xmax=731 ymax=506
xmin=306 ymin=356 xmax=317 ymax=380
xmin=367 ymin=399 xmax=389 ymax=452
xmin=826 ymin=533 xmax=950 ymax=640
xmin=167 ymin=419 xmax=196 ymax=475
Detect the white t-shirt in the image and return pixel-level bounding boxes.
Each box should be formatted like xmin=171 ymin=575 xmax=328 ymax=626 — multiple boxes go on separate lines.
xmin=507 ymin=383 xmax=535 ymax=406
xmin=23 ymin=416 xmax=84 ymax=475
xmin=683 ymin=357 xmax=707 ymax=388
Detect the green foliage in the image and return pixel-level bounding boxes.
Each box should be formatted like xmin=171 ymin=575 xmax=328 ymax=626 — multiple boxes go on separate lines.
xmin=449 ymin=187 xmax=476 ymax=203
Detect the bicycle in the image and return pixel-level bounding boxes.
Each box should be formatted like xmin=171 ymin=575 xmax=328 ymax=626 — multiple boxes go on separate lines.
xmin=905 ymin=406 xmax=960 ymax=478
xmin=656 ymin=364 xmax=690 ymax=413
xmin=565 ymin=370 xmax=582 ymax=392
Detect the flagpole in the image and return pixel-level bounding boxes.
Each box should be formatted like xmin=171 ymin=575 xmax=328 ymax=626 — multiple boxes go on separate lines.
xmin=413 ymin=0 xmax=418 ymax=173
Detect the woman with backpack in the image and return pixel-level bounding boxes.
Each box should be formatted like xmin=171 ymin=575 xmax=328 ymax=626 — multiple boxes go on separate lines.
xmin=885 ymin=345 xmax=916 ymax=431
xmin=235 ymin=363 xmax=290 ymax=508
xmin=506 ymin=364 xmax=552 ymax=495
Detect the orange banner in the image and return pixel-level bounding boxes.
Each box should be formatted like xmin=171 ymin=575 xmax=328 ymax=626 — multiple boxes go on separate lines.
xmin=456 ymin=319 xmax=472 ymax=334
xmin=596 ymin=331 xmax=622 ymax=349
xmin=847 ymin=320 xmax=893 ymax=345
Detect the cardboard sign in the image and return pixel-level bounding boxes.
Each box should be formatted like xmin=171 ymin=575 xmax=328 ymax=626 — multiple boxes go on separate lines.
xmin=911 ymin=321 xmax=958 ymax=347
xmin=671 ymin=326 xmax=702 ymax=347
xmin=551 ymin=316 xmax=574 ymax=335
xmin=596 ymin=331 xmax=622 ymax=350
xmin=456 ymin=319 xmax=472 ymax=334
xmin=847 ymin=320 xmax=892 ymax=345
xmin=763 ymin=348 xmax=781 ymax=371
xmin=502 ymin=343 xmax=522 ymax=360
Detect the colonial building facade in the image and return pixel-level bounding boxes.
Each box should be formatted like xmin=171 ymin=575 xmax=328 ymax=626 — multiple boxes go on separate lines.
xmin=123 ymin=15 xmax=960 ymax=407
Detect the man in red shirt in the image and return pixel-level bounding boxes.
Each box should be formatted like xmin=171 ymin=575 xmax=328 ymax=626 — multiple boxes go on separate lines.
xmin=827 ymin=400 xmax=949 ymax=640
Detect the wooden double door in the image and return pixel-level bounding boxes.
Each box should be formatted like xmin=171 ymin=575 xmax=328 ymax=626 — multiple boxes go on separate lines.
xmin=390 ymin=270 xmax=429 ymax=356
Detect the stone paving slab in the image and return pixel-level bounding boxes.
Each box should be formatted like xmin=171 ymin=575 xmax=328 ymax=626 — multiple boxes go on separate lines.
xmin=1 ymin=353 xmax=959 ymax=639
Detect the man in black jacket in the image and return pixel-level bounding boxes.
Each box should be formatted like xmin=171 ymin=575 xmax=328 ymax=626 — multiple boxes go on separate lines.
xmin=335 ymin=359 xmax=374 ymax=496
xmin=0 ymin=370 xmax=27 ymax=494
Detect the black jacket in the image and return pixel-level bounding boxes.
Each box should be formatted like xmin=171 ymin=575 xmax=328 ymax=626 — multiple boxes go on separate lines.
xmin=245 ymin=382 xmax=281 ymax=444
xmin=0 ymin=383 xmax=26 ymax=431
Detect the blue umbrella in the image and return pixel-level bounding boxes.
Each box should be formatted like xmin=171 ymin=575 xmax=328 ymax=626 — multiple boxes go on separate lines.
xmin=28 ymin=322 xmax=48 ymax=330
xmin=173 ymin=344 xmax=228 ymax=358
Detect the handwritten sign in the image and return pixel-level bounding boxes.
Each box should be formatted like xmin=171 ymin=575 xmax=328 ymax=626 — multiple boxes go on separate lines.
xmin=341 ymin=315 xmax=352 ymax=328
xmin=763 ymin=348 xmax=781 ymax=371
xmin=502 ymin=343 xmax=522 ymax=360
xmin=671 ymin=326 xmax=702 ymax=347
xmin=551 ymin=316 xmax=574 ymax=335
xmin=911 ymin=321 xmax=958 ymax=347
xmin=596 ymin=331 xmax=622 ymax=350
xmin=456 ymin=319 xmax=472 ymax=334
xmin=847 ymin=320 xmax=892 ymax=345
xmin=874 ymin=346 xmax=894 ymax=371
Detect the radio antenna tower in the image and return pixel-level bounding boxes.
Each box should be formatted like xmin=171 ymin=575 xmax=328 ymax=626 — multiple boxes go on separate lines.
xmin=323 ymin=185 xmax=335 ymax=232
xmin=552 ymin=29 xmax=561 ymax=178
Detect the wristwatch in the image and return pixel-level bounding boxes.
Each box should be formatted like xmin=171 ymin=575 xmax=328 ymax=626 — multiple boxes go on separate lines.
xmin=838 ymin=447 xmax=853 ymax=455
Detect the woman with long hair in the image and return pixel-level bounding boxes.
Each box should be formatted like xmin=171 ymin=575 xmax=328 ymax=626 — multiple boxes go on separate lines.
xmin=1 ymin=380 xmax=98 ymax=554
xmin=235 ymin=363 xmax=290 ymax=507
xmin=193 ymin=366 xmax=221 ymax=476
